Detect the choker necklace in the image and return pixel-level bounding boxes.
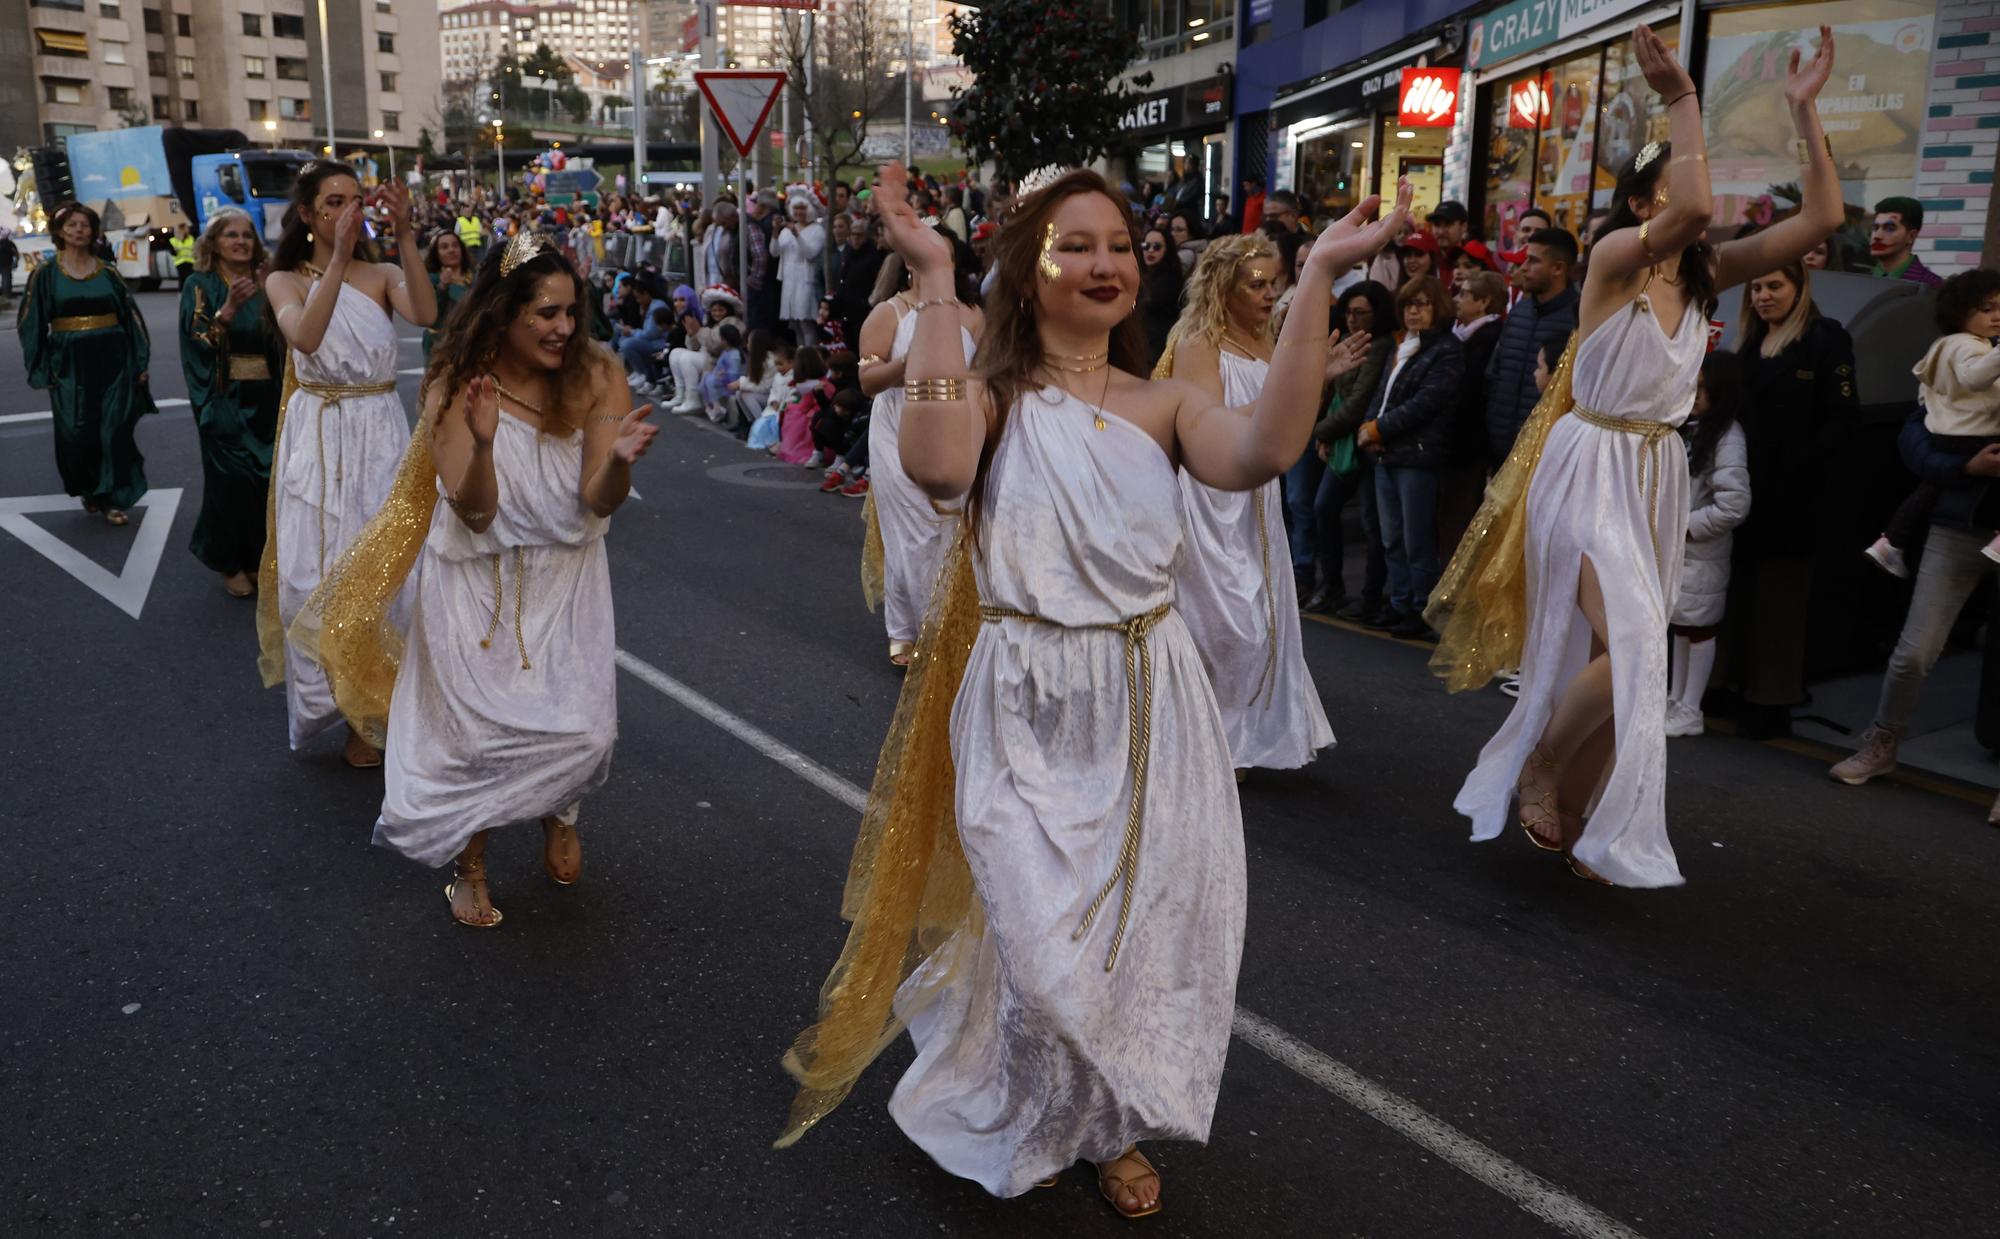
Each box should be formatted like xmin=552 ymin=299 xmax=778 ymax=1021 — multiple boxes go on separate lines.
xmin=1047 ymin=357 xmax=1109 ymax=375
xmin=299 ymin=261 xmax=326 ymax=279
xmin=1048 ymin=347 xmax=1110 ymax=363
xmin=492 ymin=376 xmax=548 ymax=419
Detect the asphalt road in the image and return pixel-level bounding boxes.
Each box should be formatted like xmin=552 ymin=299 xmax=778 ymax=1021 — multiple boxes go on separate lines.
xmin=1 ymin=288 xmax=1996 ymax=1238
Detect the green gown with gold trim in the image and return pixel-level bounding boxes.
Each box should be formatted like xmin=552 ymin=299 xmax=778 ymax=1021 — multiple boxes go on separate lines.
xmin=421 ymin=270 xmax=473 ymax=362
xmin=16 ymin=260 xmax=154 ymax=511
xmin=180 ymin=270 xmax=285 ymax=575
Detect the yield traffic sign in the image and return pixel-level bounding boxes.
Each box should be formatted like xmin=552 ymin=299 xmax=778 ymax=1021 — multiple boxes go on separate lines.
xmin=694 ymin=71 xmax=788 ymax=158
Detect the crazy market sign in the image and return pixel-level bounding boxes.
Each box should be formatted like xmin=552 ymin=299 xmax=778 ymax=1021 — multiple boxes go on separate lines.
xmin=1468 ymin=0 xmax=1656 ymax=70
xmin=1398 ymin=68 xmax=1460 ymax=127
xmin=1117 ymin=78 xmax=1233 ymax=140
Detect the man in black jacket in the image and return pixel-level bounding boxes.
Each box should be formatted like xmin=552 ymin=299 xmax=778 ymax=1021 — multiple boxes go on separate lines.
xmin=1485 ymin=228 xmax=1580 ymax=468
xmin=834 ymin=217 xmax=885 ymax=350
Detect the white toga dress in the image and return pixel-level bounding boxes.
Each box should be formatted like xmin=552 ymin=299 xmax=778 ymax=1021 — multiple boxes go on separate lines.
xmin=1176 ymin=350 xmax=1335 ymax=769
xmin=1454 ymin=294 xmax=1703 ymax=888
xmin=888 ymin=388 xmax=1245 ymax=1197
xmin=275 ymin=279 xmax=410 ymax=748
xmin=868 ymin=307 xmax=977 ymax=644
xmin=374 ymin=412 xmax=616 ymax=866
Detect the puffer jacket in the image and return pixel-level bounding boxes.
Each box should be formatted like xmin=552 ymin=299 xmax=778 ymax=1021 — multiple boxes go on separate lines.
xmin=1672 ymin=421 xmax=1751 ymax=628
xmin=1484 ymin=284 xmax=1579 ymax=465
xmin=1368 ymin=328 xmax=1464 ymax=469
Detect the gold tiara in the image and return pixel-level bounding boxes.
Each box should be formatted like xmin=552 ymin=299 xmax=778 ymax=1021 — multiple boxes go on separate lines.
xmin=1633 ymin=142 xmax=1664 ymax=174
xmin=499 ymin=231 xmax=547 ymax=277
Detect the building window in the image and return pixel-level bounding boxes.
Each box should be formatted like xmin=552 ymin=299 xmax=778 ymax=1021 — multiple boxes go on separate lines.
xmin=380 ymin=71 xmax=397 ymax=93
xmin=276 ymin=57 xmax=308 ymax=81
xmin=242 ymin=13 xmax=260 ymax=36
xmin=142 ymin=7 xmax=160 ymax=34
xmin=108 ymin=85 xmax=133 ymax=110
xmin=100 ymin=2 xmax=120 ymax=16
xmin=279 ymin=95 xmax=311 ymax=120
xmin=377 ymin=32 xmax=395 ymax=54
xmin=246 ymin=56 xmax=266 ymax=78
xmin=273 ymin=13 xmax=305 ymax=39
xmin=43 ymin=79 xmax=86 ymax=106
xmin=381 ymin=110 xmax=400 ymax=133
xmin=153 ymin=94 xmax=170 ymax=118
xmin=185 ymin=97 xmax=198 ymax=120
xmin=147 ymin=49 xmax=166 ymax=75
xmin=175 ymin=12 xmax=188 ymax=36
xmin=248 ymin=97 xmax=267 ymax=120
xmin=103 ymin=40 xmax=125 ymax=64
xmin=178 ymin=54 xmax=195 ymax=78
xmin=35 ymin=28 xmax=91 ymax=57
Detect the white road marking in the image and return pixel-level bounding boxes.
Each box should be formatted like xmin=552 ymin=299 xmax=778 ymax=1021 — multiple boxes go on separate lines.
xmin=2 ymin=397 xmax=190 ymax=426
xmin=609 ymin=648 xmax=1649 ymax=1238
xmin=397 ymin=367 xmax=426 ymax=376
xmin=0 ymin=488 xmax=182 ymax=619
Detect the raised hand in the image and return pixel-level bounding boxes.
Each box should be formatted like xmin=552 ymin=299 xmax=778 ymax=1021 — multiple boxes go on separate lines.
xmin=611 ymin=402 xmax=658 ymax=465
xmin=873 ymin=162 xmax=952 ymax=276
xmin=331 ymin=200 xmax=364 ymax=263
xmin=463 ymin=374 xmax=499 ymax=446
xmin=379 ymin=180 xmax=413 ymax=235
xmin=1309 ymin=178 xmax=1415 ymax=275
xmin=1784 ymin=25 xmax=1836 ymax=108
xmin=1634 ymin=22 xmax=1695 ymax=101
xmin=1327 ymin=328 xmax=1372 ymax=382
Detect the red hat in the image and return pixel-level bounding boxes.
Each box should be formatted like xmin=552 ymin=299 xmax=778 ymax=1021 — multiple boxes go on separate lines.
xmin=1456 ymin=239 xmax=1500 ymax=271
xmin=972 ymin=221 xmax=998 ymax=242
xmin=1398 ymin=229 xmax=1440 ymax=255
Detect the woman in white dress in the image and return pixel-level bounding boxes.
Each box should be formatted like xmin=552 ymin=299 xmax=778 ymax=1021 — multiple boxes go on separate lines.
xmin=295 ymin=233 xmax=657 ymax=928
xmin=779 ymin=164 xmax=1409 ymax=1216
xmin=1429 ymin=24 xmax=1842 ymax=886
xmin=1156 ymin=233 xmax=1362 ymax=773
xmin=773 ymin=186 xmax=827 ymax=345
xmin=857 ymin=253 xmax=984 ymax=665
xmin=261 ymin=161 xmax=437 ymax=768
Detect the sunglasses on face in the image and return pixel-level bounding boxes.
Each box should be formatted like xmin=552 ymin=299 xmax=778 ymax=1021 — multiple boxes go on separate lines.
xmin=1142 ymin=242 xmax=1165 ymax=252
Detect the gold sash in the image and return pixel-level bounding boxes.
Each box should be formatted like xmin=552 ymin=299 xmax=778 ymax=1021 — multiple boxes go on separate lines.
xmin=228 ymin=354 xmax=272 ymax=382
xmin=51 ymin=313 xmax=117 ymax=333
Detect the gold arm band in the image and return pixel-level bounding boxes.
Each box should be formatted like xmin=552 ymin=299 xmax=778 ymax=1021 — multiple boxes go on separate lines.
xmin=1638 ymin=219 xmax=1657 ymax=264
xmin=1671 ymin=153 xmax=1707 ymax=166
xmin=1794 ymin=135 xmax=1835 ymax=163
xmin=51 ymin=313 xmax=118 ymax=333
xmin=857 ymin=354 xmax=885 ymax=369
xmin=444 ymin=494 xmax=492 ymax=523
xmin=904 ymin=379 xmax=966 ymax=403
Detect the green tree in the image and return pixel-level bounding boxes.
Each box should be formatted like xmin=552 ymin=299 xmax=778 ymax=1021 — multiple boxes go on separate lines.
xmin=415 ymin=126 xmax=438 ymax=164
xmin=772 ymin=0 xmax=899 ymax=189
xmin=948 ymin=0 xmax=1152 ymax=184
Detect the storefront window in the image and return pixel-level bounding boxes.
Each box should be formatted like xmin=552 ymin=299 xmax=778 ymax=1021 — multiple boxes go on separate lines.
xmin=1535 ymin=50 xmax=1608 ymax=238
xmin=1293 ymin=117 xmax=1373 ymax=221
xmin=1596 ymin=28 xmax=1680 ymax=208
xmin=1380 ymin=116 xmax=1448 ymax=222
xmin=1702 ymin=0 xmax=1933 ymax=235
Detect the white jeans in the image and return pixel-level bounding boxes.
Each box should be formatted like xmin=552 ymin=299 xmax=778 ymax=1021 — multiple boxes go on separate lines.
xmin=668 ymin=349 xmax=711 ymax=408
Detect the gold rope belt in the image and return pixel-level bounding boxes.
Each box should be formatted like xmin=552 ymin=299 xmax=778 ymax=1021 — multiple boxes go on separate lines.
xmin=1248 ymin=486 xmax=1279 ymax=710
xmin=978 ymin=600 xmax=1172 ymax=973
xmin=228 ymin=355 xmax=272 ymax=382
xmin=1569 ymin=404 xmax=1678 ymax=576
xmin=479 ymin=546 xmax=533 ymax=671
xmin=51 ymin=313 xmax=118 ymax=333
xmin=295 ymin=379 xmax=398 ymax=572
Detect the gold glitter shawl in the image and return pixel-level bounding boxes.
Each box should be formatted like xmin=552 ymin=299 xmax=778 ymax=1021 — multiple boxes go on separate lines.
xmin=859 ymin=489 xmax=885 ymax=613
xmin=254 ymin=356 xmax=302 ymax=687
xmin=776 ymin=525 xmax=980 ymax=1148
xmin=284 ymin=404 xmax=439 ymax=747
xmin=1423 ymin=335 xmax=1578 ymax=692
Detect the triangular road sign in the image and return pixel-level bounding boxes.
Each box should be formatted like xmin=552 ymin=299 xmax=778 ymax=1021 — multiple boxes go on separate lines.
xmin=0 ymin=489 xmax=182 ymax=619
xmin=695 ymin=71 xmax=789 ymax=158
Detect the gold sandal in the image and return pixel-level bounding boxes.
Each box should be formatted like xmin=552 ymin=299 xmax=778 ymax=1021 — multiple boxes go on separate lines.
xmin=104 ymin=508 xmax=129 ymax=526
xmin=542 ymin=816 xmax=582 ymax=886
xmin=343 ymin=730 xmax=383 ymax=769
xmin=888 ymin=640 xmax=915 ymax=667
xmin=1096 ymin=1147 xmax=1162 ymax=1219
xmin=444 ymin=854 xmax=503 ymax=928
xmin=1516 ymin=745 xmax=1564 ymax=852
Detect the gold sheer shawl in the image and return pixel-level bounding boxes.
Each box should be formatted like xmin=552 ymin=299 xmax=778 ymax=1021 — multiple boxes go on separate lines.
xmin=283 ymin=408 xmax=439 ymax=747
xmin=776 ymin=525 xmax=981 ymax=1148
xmin=1423 ymin=335 xmax=1579 ymax=692
xmin=254 ymin=356 xmax=302 ymax=687
xmin=859 ymin=489 xmax=885 ymax=613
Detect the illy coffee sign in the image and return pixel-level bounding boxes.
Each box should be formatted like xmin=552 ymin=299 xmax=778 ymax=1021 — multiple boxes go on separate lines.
xmin=1398 ymin=67 xmax=1461 ymax=127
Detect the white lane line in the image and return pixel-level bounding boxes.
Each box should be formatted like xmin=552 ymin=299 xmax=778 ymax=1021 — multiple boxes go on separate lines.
xmin=2 ymin=398 xmax=191 ymax=426
xmin=610 ymin=647 xmax=1648 ymax=1239
xmin=1231 ymin=1010 xmax=1647 ymax=1239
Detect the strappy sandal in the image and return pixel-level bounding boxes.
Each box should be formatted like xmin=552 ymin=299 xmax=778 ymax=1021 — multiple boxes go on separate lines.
xmin=445 ymin=854 xmax=503 ymax=928
xmin=343 ymin=731 xmax=383 ymax=769
xmin=1566 ymin=854 xmax=1614 ymax=886
xmin=103 ymin=509 xmax=129 ymax=526
xmin=542 ymin=816 xmax=582 ymax=886
xmin=888 ymin=640 xmax=915 ymax=668
xmin=1096 ymin=1147 xmax=1162 ymax=1219
xmin=1516 ymin=745 xmax=1564 ymax=852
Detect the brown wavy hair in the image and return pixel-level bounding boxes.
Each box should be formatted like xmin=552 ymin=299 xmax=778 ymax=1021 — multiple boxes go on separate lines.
xmin=420 ymin=242 xmax=606 ymax=438
xmin=969 ymin=169 xmax=1148 ymax=541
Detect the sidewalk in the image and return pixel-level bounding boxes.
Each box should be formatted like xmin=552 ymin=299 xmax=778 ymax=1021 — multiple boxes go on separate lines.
xmin=1794 ymin=648 xmax=1999 ymax=793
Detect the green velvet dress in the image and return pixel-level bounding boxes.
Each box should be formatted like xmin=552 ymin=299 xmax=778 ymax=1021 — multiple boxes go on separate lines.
xmin=421 ymin=271 xmax=473 ymax=362
xmin=17 ymin=259 xmax=154 ymax=511
xmin=180 ymin=270 xmax=285 ymax=576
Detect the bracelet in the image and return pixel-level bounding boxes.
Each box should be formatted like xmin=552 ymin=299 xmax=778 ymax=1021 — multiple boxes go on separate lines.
xmin=1671 ymin=153 xmax=1707 ymax=166
xmin=904 ymin=378 xmax=966 ymax=402
xmin=1793 ymin=135 xmax=1835 ymax=163
xmin=857 ymin=354 xmax=885 ymax=369
xmin=909 ymin=296 xmax=963 ymax=314
xmin=1666 ymin=89 xmax=1697 ymax=108
xmin=1638 ymin=219 xmax=1658 ymax=264
xmin=444 ymin=493 xmax=492 ymax=522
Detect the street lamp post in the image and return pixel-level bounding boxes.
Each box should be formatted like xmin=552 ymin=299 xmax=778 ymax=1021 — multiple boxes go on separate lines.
xmin=374 ymin=129 xmax=396 ymax=184
xmin=493 ymin=120 xmax=507 ymax=197
xmin=314 ymin=0 xmax=336 ymax=156
xmin=263 ymin=118 xmax=278 ymax=150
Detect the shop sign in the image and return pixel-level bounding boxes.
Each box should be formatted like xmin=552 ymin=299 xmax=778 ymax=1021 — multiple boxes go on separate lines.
xmin=1398 ymin=68 xmax=1460 ymax=127
xmin=1508 ymin=75 xmax=1551 ymax=128
xmin=1117 ymin=77 xmax=1233 ymax=139
xmin=1467 ymin=0 xmax=1656 ymax=71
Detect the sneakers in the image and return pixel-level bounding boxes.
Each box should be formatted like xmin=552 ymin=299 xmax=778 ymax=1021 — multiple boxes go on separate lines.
xmin=1301 ymin=584 xmax=1343 ymax=614
xmin=1984 ymin=533 xmax=2000 ymax=566
xmin=804 ymin=450 xmax=827 ymax=468
xmin=1497 ymin=675 xmax=1522 ymax=699
xmin=1664 ymin=701 xmax=1705 ymax=738
xmin=818 ymin=467 xmax=847 ymax=493
xmin=1864 ymin=536 xmax=1910 ymax=580
xmin=1829 ymin=726 xmax=1899 ymax=786
xmin=839 ymin=475 xmax=871 ymax=498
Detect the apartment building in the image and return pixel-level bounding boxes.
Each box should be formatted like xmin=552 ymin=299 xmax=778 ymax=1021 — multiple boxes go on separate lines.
xmin=440 ymin=0 xmax=633 ymax=83
xmin=10 ymin=1 xmax=440 ymax=156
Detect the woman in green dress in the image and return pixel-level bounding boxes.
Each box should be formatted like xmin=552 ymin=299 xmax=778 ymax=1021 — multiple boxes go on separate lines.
xmin=422 ymin=230 xmax=473 ymax=361
xmin=17 ymin=202 xmax=154 ymax=525
xmin=180 ymin=207 xmax=285 ymax=597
